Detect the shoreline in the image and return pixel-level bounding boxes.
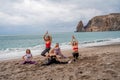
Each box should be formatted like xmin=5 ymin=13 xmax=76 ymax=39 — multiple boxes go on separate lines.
xmin=0 ymin=42 xmax=120 ymax=62
xmin=0 ymin=37 xmax=120 ymax=61
xmin=0 ymin=43 xmax=120 ymax=80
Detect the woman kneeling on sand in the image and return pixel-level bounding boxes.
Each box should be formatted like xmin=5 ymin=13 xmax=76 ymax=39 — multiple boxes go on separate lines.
xmin=41 ymin=49 xmax=68 ymax=66
xmin=22 ymin=49 xmax=36 ymax=64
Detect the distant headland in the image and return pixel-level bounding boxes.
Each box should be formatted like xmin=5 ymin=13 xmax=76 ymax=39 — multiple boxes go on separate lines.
xmin=75 ymin=13 xmax=120 ymax=32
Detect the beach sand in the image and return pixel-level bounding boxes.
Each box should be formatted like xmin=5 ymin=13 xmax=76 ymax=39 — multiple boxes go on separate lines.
xmin=0 ymin=43 xmax=120 ymax=80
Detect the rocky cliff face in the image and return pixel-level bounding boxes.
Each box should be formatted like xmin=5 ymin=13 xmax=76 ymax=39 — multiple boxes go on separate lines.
xmin=76 ymin=13 xmax=120 ymax=32
xmin=76 ymin=21 xmax=84 ymax=32
xmin=85 ymin=13 xmax=120 ymax=32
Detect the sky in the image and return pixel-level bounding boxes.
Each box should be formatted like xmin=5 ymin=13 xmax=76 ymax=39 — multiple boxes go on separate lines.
xmin=0 ymin=0 xmax=120 ymax=35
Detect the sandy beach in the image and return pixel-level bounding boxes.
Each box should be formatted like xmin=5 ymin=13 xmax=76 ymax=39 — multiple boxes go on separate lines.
xmin=0 ymin=43 xmax=120 ymax=80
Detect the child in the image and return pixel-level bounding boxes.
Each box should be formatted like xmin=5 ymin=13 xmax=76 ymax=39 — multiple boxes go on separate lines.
xmin=22 ymin=49 xmax=36 ymax=64
xmin=41 ymin=31 xmax=52 ymax=57
xmin=53 ymin=43 xmax=66 ymax=58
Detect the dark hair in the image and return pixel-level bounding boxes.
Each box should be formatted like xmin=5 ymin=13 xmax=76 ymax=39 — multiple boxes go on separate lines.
xmin=46 ymin=35 xmax=51 ymax=40
xmin=26 ymin=49 xmax=31 ymax=54
xmin=72 ymin=41 xmax=77 ymax=46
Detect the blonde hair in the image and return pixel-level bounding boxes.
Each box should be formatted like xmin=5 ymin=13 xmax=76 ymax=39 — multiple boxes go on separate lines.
xmin=55 ymin=43 xmax=59 ymax=47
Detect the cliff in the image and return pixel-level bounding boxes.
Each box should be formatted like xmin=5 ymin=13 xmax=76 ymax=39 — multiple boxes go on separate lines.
xmin=76 ymin=21 xmax=84 ymax=32
xmin=76 ymin=13 xmax=120 ymax=32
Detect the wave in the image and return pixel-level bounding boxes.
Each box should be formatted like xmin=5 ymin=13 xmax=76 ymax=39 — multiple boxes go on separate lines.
xmin=81 ymin=38 xmax=120 ymax=47
xmin=0 ymin=45 xmax=45 ymax=61
xmin=0 ymin=38 xmax=120 ymax=61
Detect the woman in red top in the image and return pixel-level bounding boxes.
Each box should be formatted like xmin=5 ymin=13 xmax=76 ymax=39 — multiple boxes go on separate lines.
xmin=71 ymin=35 xmax=79 ymax=61
xmin=41 ymin=31 xmax=52 ymax=57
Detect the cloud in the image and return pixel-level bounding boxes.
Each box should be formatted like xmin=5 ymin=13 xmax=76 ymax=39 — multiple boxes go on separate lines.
xmin=0 ymin=0 xmax=119 ymax=34
xmin=0 ymin=0 xmax=103 ymax=24
xmin=12 ymin=0 xmax=81 ymax=22
xmin=0 ymin=12 xmax=26 ymax=25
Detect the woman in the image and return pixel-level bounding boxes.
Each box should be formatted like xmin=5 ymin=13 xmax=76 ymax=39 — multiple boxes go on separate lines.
xmin=53 ymin=43 xmax=66 ymax=58
xmin=41 ymin=49 xmax=68 ymax=66
xmin=41 ymin=31 xmax=52 ymax=57
xmin=71 ymin=35 xmax=79 ymax=61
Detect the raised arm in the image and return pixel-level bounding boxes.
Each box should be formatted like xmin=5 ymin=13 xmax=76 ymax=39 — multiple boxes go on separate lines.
xmin=72 ymin=35 xmax=78 ymax=41
xmin=43 ymin=31 xmax=48 ymax=41
xmin=49 ymin=35 xmax=52 ymax=42
xmin=71 ymin=35 xmax=75 ymax=42
xmin=71 ymin=35 xmax=78 ymax=45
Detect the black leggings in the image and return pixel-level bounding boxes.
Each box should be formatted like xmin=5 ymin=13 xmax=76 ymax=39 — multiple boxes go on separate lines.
xmin=72 ymin=52 xmax=79 ymax=59
xmin=41 ymin=48 xmax=51 ymax=56
xmin=42 ymin=56 xmax=68 ymax=66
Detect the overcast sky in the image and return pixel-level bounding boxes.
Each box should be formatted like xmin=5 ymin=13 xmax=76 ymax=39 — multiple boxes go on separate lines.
xmin=0 ymin=0 xmax=120 ymax=35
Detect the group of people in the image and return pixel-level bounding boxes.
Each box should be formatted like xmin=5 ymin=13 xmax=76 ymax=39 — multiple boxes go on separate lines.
xmin=22 ymin=31 xmax=79 ymax=65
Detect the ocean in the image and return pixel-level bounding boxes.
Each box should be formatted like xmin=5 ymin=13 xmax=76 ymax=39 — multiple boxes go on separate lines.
xmin=0 ymin=31 xmax=120 ymax=61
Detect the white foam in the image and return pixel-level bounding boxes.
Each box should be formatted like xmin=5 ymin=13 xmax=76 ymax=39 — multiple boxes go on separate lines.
xmin=0 ymin=45 xmax=45 ymax=61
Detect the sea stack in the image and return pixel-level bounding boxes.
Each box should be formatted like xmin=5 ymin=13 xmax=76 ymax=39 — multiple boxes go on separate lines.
xmin=76 ymin=20 xmax=84 ymax=32
xmin=85 ymin=13 xmax=120 ymax=32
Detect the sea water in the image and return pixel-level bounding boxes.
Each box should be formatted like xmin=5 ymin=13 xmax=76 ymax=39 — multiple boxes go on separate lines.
xmin=0 ymin=31 xmax=120 ymax=60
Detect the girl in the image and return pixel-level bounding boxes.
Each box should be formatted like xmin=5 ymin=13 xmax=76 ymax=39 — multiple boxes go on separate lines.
xmin=71 ymin=35 xmax=79 ymax=62
xmin=41 ymin=31 xmax=52 ymax=57
xmin=22 ymin=49 xmax=36 ymax=64
xmin=53 ymin=43 xmax=66 ymax=58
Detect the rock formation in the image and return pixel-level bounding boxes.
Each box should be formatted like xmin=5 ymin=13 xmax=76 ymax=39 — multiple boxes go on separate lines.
xmin=76 ymin=21 xmax=84 ymax=32
xmin=76 ymin=13 xmax=120 ymax=32
xmin=85 ymin=13 xmax=120 ymax=32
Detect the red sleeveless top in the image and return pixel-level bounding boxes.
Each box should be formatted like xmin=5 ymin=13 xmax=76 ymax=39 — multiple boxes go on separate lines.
xmin=73 ymin=46 xmax=78 ymax=51
xmin=46 ymin=41 xmax=51 ymax=48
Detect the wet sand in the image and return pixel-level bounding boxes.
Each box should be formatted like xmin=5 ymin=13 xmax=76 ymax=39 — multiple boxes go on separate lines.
xmin=0 ymin=43 xmax=120 ymax=80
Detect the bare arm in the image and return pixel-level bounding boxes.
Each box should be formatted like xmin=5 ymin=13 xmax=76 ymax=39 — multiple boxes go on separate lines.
xmin=71 ymin=35 xmax=78 ymax=45
xmin=30 ymin=54 xmax=33 ymax=60
xmin=43 ymin=31 xmax=48 ymax=41
xmin=72 ymin=35 xmax=77 ymax=41
xmin=56 ymin=55 xmax=60 ymax=61
xmin=49 ymin=35 xmax=52 ymax=42
xmin=71 ymin=35 xmax=75 ymax=44
xmin=22 ymin=56 xmax=25 ymax=61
